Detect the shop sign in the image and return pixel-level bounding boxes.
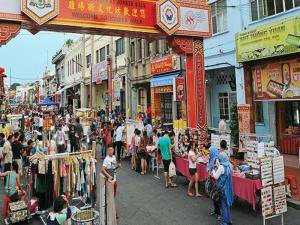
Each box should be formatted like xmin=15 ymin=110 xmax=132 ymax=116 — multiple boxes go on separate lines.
xmin=176 ymin=5 xmax=211 ymax=37
xmin=151 ymin=54 xmax=181 ymax=75
xmin=236 ymin=16 xmax=300 ymax=62
xmin=237 ymin=104 xmax=250 ymax=152
xmin=21 ymin=0 xmax=59 ymax=25
xmin=92 ymin=61 xmax=107 ymax=84
xmin=156 ymin=0 xmax=180 ymax=35
xmin=153 ymin=86 xmax=173 ymax=93
xmin=112 ymin=79 xmax=120 ymax=106
xmin=173 ymin=76 xmax=185 ymax=101
xmin=252 ymin=59 xmax=300 ymax=100
xmin=56 ymin=0 xmax=158 ymax=33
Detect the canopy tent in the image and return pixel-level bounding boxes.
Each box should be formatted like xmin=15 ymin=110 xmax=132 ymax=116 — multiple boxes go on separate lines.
xmin=37 ymin=97 xmax=58 ymax=106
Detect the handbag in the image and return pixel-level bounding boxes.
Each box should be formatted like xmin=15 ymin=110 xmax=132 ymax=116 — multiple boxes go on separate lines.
xmin=169 ymin=161 xmax=176 ymax=177
xmin=209 ymin=173 xmax=228 ymax=204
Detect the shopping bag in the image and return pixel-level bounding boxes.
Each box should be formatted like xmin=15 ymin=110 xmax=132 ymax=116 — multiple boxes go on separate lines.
xmin=169 ymin=161 xmax=176 ymax=177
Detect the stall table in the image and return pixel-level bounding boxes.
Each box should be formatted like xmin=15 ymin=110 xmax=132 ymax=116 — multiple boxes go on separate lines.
xmin=175 ymin=156 xmax=262 ymax=210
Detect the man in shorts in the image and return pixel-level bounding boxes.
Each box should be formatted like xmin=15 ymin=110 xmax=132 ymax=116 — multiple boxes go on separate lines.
xmin=158 ymin=131 xmax=177 ymax=188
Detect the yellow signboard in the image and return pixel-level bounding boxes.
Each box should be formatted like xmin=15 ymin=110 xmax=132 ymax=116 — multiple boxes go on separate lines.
xmin=252 ymin=59 xmax=300 ymax=101
xmin=236 ymin=17 xmax=300 ymax=62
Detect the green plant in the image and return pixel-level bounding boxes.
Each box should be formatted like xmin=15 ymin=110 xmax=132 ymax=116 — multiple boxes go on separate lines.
xmin=230 ymin=103 xmax=239 ymax=147
xmin=66 ymin=39 xmax=74 ymax=48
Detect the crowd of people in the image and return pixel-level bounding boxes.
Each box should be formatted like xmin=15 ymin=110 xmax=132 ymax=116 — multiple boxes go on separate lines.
xmin=0 ymin=104 xmax=235 ymax=225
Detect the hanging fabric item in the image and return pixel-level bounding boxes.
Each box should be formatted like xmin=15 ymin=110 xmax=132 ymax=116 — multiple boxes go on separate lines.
xmin=45 ymin=160 xmax=54 ymax=209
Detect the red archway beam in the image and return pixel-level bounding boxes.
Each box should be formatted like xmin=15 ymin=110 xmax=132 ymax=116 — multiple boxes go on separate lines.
xmin=0 ymin=22 xmax=21 ymax=46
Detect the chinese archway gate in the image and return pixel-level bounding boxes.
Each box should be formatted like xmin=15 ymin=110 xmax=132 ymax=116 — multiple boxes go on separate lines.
xmin=0 ymin=0 xmax=211 ymax=134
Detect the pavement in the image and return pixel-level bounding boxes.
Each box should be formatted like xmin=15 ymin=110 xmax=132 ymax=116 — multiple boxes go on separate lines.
xmin=0 ymin=158 xmax=300 ymax=225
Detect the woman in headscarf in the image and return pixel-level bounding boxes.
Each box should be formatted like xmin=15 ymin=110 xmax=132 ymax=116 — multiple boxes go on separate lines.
xmin=212 ymin=152 xmax=234 ymax=225
xmin=207 ymin=146 xmax=221 ymax=220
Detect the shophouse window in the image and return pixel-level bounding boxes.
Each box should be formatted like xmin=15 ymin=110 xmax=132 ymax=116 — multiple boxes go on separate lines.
xmin=116 ymin=38 xmax=125 ymax=56
xmin=86 ymin=54 xmax=91 ymax=68
xmin=72 ymin=59 xmax=74 ymax=74
xmin=130 ymin=42 xmax=135 ymax=62
xmin=255 ymin=101 xmax=264 ymax=123
xmin=211 ymin=0 xmax=227 ymax=34
xmin=145 ymin=40 xmax=150 ymax=57
xmin=106 ymin=45 xmax=109 ymax=55
xmin=79 ymin=54 xmax=82 ymax=71
xmin=219 ymin=92 xmax=229 ymax=120
xmin=137 ymin=39 xmax=143 ymax=61
xmin=138 ymin=89 xmax=146 ymax=111
xmin=96 ymin=50 xmax=99 ymax=63
xmin=285 ymin=101 xmax=300 ymax=127
xmin=100 ymin=47 xmax=106 ymax=62
xmin=251 ymin=0 xmax=300 ymax=21
xmin=153 ymin=40 xmax=160 ymax=55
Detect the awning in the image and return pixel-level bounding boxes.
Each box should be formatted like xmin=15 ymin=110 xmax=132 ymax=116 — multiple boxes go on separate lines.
xmin=55 ymin=81 xmax=81 ymax=94
xmin=151 ymin=72 xmax=180 ymax=87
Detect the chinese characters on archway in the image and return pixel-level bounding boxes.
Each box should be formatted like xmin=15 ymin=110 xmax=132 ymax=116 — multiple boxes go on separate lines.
xmin=60 ymin=0 xmax=156 ymax=27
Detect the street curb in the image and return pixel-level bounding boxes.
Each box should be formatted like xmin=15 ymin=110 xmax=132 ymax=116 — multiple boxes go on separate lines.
xmin=287 ymin=198 xmax=300 ymax=210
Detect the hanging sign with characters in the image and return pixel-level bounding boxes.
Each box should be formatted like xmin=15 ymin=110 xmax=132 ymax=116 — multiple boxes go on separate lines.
xmin=173 ymin=76 xmax=185 ymax=101
xmin=253 ymin=59 xmax=300 ymax=100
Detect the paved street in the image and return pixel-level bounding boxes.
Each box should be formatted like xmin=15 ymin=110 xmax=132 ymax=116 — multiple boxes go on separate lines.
xmin=0 ymin=159 xmax=300 ymax=225
xmin=116 ymin=161 xmax=300 ymax=225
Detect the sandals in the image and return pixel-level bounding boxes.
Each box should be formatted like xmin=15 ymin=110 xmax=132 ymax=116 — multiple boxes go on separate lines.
xmin=187 ymin=192 xmax=194 ymax=197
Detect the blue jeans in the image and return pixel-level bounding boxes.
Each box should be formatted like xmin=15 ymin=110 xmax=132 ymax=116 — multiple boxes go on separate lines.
xmin=220 ymin=196 xmax=231 ymax=225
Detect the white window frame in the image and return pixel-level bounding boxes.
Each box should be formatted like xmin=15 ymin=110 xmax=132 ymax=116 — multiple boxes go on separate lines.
xmin=251 ymin=0 xmax=299 ymax=21
xmin=219 ymin=92 xmax=230 ymax=121
xmin=211 ymin=0 xmax=228 ymax=34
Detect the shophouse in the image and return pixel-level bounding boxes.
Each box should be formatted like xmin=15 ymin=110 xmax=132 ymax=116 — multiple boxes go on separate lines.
xmin=236 ymin=0 xmax=300 ymax=202
xmin=204 ymin=0 xmax=246 ymax=128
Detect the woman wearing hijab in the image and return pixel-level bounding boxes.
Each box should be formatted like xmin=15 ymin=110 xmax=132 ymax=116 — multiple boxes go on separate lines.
xmin=212 ymin=152 xmax=234 ymax=225
xmin=207 ymin=146 xmax=221 ymax=220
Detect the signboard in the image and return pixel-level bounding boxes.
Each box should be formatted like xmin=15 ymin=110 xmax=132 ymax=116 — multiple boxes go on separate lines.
xmin=173 ymin=76 xmax=185 ymax=101
xmin=55 ymin=0 xmax=158 ymax=34
xmin=151 ymin=54 xmax=181 ymax=75
xmin=237 ymin=104 xmax=251 ymax=152
xmin=253 ymin=59 xmax=300 ymax=100
xmin=112 ymin=79 xmax=120 ymax=106
xmin=21 ymin=0 xmax=59 ymax=25
xmin=236 ymin=16 xmax=300 ymax=62
xmin=92 ymin=61 xmax=107 ymax=84
xmin=152 ymin=86 xmax=173 ymax=93
xmin=176 ymin=5 xmax=211 ymax=36
xmin=156 ymin=0 xmax=180 ymax=35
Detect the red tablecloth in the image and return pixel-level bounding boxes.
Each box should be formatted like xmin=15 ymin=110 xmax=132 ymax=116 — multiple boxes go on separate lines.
xmin=175 ymin=156 xmax=208 ymax=181
xmin=175 ymin=156 xmax=262 ymax=210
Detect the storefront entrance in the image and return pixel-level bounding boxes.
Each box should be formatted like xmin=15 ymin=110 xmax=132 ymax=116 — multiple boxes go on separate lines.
xmin=161 ymin=93 xmax=173 ymax=125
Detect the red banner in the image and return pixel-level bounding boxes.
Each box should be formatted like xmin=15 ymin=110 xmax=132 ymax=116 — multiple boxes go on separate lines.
xmin=194 ymin=39 xmax=206 ymax=129
xmin=238 ymin=104 xmax=251 ymax=152
xmin=151 ymin=54 xmax=181 ymax=75
xmin=56 ymin=0 xmax=157 ymax=32
xmin=174 ymin=77 xmax=185 ymax=101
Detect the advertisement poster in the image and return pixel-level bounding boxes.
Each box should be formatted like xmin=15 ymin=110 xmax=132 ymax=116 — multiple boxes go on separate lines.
xmin=173 ymin=76 xmax=185 ymax=101
xmin=92 ymin=61 xmax=107 ymax=84
xmin=237 ymin=104 xmax=250 ymax=152
xmin=236 ymin=16 xmax=300 ymax=62
xmin=253 ymin=59 xmax=300 ymax=100
xmin=151 ymin=55 xmax=181 ymax=75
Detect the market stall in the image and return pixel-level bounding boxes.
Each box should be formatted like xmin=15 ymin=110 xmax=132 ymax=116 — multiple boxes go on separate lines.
xmin=76 ymin=108 xmax=94 ymax=137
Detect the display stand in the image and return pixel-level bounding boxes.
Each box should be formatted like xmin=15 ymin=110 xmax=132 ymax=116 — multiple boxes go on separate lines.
xmin=208 ymin=127 xmax=231 ymax=155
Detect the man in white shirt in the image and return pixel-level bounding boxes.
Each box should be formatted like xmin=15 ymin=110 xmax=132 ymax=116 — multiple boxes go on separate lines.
xmin=55 ymin=125 xmax=67 ymax=153
xmin=101 ymin=145 xmax=121 ymax=219
xmin=218 ymin=116 xmax=227 ymax=131
xmin=2 ymin=135 xmax=13 ymax=184
xmin=115 ymin=123 xmax=125 ymax=162
xmin=39 ymin=115 xmax=43 ymax=132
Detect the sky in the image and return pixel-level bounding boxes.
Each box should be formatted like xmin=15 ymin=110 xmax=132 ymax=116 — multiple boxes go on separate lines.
xmin=0 ymin=29 xmax=79 ymax=85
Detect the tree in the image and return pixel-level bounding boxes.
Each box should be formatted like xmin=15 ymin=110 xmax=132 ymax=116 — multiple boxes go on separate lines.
xmin=10 ymin=83 xmax=21 ymax=90
xmin=66 ymin=39 xmax=74 ymax=48
xmin=230 ymin=103 xmax=239 ymax=147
